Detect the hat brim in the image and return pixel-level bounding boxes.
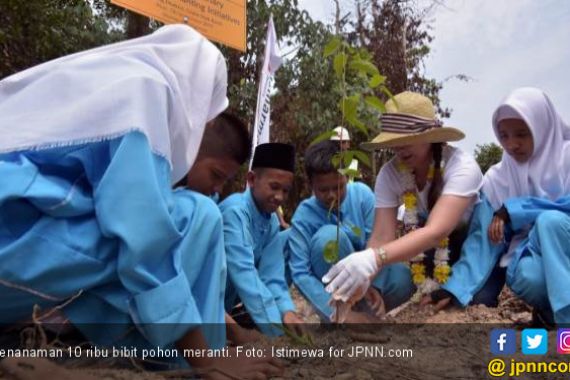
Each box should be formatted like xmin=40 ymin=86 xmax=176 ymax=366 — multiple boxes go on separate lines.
xmin=360 ymin=127 xmax=465 ymax=151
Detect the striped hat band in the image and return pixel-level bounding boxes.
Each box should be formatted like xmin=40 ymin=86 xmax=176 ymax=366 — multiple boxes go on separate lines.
xmin=381 ymin=113 xmax=443 ymax=134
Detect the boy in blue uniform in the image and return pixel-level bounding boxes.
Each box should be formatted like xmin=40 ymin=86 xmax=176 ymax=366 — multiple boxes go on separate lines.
xmin=220 ymin=143 xmax=304 ymax=336
xmin=0 ymin=26 xmax=282 ymax=378
xmin=288 ymin=141 xmax=414 ymax=322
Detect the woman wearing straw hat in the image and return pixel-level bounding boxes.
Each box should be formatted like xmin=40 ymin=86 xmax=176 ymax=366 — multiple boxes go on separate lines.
xmin=322 ymin=91 xmax=484 ymax=311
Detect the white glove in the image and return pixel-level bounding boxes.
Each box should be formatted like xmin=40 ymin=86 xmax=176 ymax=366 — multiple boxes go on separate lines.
xmin=322 ymin=248 xmax=379 ymax=303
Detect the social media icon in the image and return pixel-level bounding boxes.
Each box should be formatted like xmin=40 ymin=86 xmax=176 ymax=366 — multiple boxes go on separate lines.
xmin=558 ymin=328 xmax=570 ymax=354
xmin=490 ymin=329 xmax=516 ymax=355
xmin=522 ymin=329 xmax=548 ymax=355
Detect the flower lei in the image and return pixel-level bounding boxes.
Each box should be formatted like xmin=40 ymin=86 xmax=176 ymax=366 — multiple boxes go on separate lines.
xmin=397 ymin=160 xmax=451 ymax=296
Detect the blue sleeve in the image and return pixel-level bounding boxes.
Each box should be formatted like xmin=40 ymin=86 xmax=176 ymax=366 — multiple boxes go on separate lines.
xmin=442 ymin=194 xmax=506 ymax=306
xmin=222 ymin=207 xmax=283 ymax=336
xmin=93 ymin=132 xmax=207 ymax=346
xmin=288 ymin=206 xmax=333 ymax=318
xmin=257 ymin=222 xmax=295 ymax=315
xmin=359 ymin=183 xmax=376 ymax=242
xmin=505 ymin=195 xmax=570 ymax=232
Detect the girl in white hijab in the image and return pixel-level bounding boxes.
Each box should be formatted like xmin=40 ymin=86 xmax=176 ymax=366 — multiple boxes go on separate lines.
xmin=486 ymin=87 xmax=570 ymax=325
xmin=484 ymin=87 xmax=570 ymax=211
xmin=0 ymin=25 xmax=282 ymax=377
xmin=430 ymin=88 xmax=570 ymax=324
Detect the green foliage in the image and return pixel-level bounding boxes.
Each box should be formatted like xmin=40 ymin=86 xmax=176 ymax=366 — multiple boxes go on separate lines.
xmin=0 ymin=0 xmax=124 ymax=79
xmin=321 ymin=35 xmax=387 ymax=174
xmin=364 ymin=95 xmax=386 ymax=113
xmin=333 ymin=53 xmax=348 ymax=78
xmin=311 ymin=130 xmax=337 ymax=145
xmin=0 ymin=0 xmax=452 ymax=222
xmin=352 ymin=150 xmax=371 ymax=167
xmin=220 ymin=0 xmax=341 ymax=210
xmin=338 ymin=168 xmax=360 ymax=179
xmin=474 ymin=143 xmax=503 ymax=174
xmin=273 ymin=323 xmax=315 ymax=346
xmin=317 ymin=34 xmax=389 ymax=266
xmin=323 ymin=36 xmax=342 ymax=57
xmin=323 ymin=240 xmax=340 ymax=264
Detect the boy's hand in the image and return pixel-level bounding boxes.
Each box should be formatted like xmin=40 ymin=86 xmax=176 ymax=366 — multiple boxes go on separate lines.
xmin=488 ymin=215 xmax=505 ymax=244
xmin=225 ymin=313 xmax=263 ymax=345
xmin=329 ymin=300 xmax=351 ymax=323
xmin=488 ymin=204 xmax=510 ymax=244
xmin=420 ymin=288 xmax=455 ymax=311
xmin=227 ymin=324 xmax=263 ymax=345
xmin=282 ymin=311 xmax=305 ymax=337
xmin=364 ymin=287 xmax=386 ymax=317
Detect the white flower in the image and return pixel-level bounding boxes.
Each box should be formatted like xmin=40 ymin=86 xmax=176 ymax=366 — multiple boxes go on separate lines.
xmin=396 ymin=158 xmax=451 ymax=288
xmin=434 ymin=247 xmax=450 ymax=262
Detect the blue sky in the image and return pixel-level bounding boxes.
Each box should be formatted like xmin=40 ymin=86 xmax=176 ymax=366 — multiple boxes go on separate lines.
xmin=297 ymin=0 xmax=570 ymax=154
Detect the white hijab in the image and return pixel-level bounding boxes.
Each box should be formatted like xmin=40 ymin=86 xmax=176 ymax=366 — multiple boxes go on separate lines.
xmin=0 ymin=24 xmax=228 ymax=183
xmin=483 ymin=87 xmax=570 ymax=209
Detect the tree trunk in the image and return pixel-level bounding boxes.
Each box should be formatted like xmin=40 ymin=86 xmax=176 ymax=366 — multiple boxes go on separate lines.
xmin=126 ymin=11 xmax=151 ymax=38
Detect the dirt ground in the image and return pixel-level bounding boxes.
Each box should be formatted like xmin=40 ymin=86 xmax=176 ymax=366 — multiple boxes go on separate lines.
xmin=1 ymin=286 xmax=544 ymax=380
xmin=293 ymin=286 xmax=533 ymax=325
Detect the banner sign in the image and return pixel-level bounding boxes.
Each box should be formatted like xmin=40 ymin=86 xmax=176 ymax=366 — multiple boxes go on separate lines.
xmin=111 ymin=0 xmax=246 ymax=51
xmin=250 ymin=15 xmax=282 ymax=168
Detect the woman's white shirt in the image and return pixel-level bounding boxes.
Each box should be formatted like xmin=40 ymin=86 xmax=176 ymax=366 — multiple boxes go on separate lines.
xmin=374 ymin=145 xmax=483 ymax=223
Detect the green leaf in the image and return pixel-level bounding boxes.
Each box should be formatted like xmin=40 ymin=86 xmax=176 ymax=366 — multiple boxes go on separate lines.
xmin=310 ymin=130 xmax=336 ymax=145
xmin=333 ymin=53 xmax=347 ymax=78
xmin=338 ymin=168 xmax=361 ymax=178
xmin=323 ymin=37 xmax=341 ymax=57
xmin=351 ymin=226 xmax=362 ymax=237
xmin=340 ymin=94 xmax=359 ymax=120
xmin=346 ymin=114 xmax=368 ymax=137
xmin=331 ymin=153 xmax=341 ymax=168
xmin=341 ymin=151 xmax=354 ymax=168
xmin=381 ymin=86 xmax=396 ymax=105
xmin=364 ymin=95 xmax=386 ymax=113
xmin=368 ymin=74 xmax=386 ymax=88
xmin=349 ymin=59 xmax=379 ymax=76
xmin=323 ymin=240 xmax=339 ymax=264
xmin=352 ymin=150 xmax=371 ymax=167
xmin=271 ymin=323 xmax=315 ymax=346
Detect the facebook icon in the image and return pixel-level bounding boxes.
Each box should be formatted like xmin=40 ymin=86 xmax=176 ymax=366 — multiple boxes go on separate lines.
xmin=491 ymin=329 xmax=516 ymax=355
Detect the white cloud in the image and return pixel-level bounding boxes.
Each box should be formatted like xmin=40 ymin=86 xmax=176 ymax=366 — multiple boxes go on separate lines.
xmin=297 ymin=0 xmax=334 ymax=24
xmin=425 ymin=0 xmax=570 ymax=153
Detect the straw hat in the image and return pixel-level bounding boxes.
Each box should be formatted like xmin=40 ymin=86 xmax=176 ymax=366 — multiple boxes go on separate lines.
xmin=330 ymin=126 xmax=351 ymax=141
xmin=361 ymin=91 xmax=464 ymax=151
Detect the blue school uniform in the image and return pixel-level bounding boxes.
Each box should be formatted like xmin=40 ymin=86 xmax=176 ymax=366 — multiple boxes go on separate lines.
xmin=441 ymin=194 xmax=507 ymax=307
xmin=444 ymin=194 xmax=570 ymax=323
xmin=219 ymin=190 xmax=294 ymax=336
xmin=0 ymin=131 xmax=226 ymax=349
xmin=287 ymin=182 xmax=414 ymax=320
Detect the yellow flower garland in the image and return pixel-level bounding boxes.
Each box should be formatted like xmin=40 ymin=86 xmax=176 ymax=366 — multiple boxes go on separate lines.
xmin=397 ymin=161 xmax=451 ymax=287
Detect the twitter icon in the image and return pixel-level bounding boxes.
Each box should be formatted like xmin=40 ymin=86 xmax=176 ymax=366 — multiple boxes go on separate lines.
xmin=522 ymin=328 xmax=548 ymax=355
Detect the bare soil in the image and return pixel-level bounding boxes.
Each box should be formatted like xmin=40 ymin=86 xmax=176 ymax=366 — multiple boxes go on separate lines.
xmin=0 ymin=288 xmax=542 ymax=380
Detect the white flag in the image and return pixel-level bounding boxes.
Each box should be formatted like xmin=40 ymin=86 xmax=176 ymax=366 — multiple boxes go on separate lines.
xmin=250 ymin=15 xmax=282 ymax=168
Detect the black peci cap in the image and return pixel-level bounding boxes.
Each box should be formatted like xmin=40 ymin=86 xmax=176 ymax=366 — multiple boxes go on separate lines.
xmin=251 ymin=143 xmax=295 ymax=173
